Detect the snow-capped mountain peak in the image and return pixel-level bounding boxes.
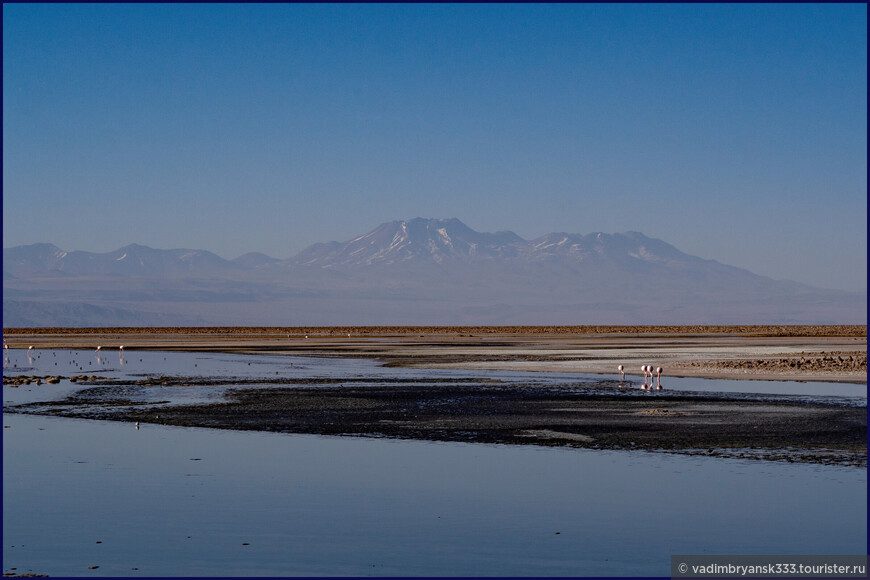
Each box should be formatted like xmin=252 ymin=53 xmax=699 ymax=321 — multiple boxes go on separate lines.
xmin=289 ymin=218 xmax=526 ymax=267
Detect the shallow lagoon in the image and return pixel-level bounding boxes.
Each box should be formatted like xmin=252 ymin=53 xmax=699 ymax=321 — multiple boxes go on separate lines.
xmin=2 ymin=349 xmax=867 ymax=576
xmin=3 ymin=348 xmax=867 ymax=406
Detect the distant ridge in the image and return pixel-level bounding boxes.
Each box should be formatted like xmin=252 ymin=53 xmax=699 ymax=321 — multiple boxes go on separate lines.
xmin=3 ymin=218 xmax=866 ymax=326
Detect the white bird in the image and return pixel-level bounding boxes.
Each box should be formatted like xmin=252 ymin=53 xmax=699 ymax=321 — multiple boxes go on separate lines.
xmin=618 ymin=364 xmax=625 ymax=381
xmin=3 ymin=339 xmax=8 ymax=350
xmin=119 ymin=345 xmax=124 ymax=351
xmin=28 ymin=346 xmax=34 ymax=351
xmin=95 ymin=346 xmax=101 ymax=352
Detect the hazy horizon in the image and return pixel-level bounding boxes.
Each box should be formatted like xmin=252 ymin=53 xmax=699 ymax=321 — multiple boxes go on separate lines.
xmin=3 ymin=4 xmax=867 ymax=292
xmin=3 ymin=216 xmax=867 ymax=296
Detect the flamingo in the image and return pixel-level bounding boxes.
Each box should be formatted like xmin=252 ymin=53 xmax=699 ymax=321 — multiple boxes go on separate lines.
xmin=618 ymin=364 xmax=624 ymax=381
xmin=28 ymin=346 xmax=34 ymax=352
xmin=95 ymin=346 xmax=101 ymax=352
xmin=3 ymin=338 xmax=8 ymax=350
xmin=656 ymin=366 xmax=663 ymax=389
xmin=119 ymin=345 xmax=124 ymax=352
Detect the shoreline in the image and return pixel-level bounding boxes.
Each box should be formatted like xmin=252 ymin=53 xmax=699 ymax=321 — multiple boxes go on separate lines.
xmin=8 ymin=380 xmax=866 ymax=468
xmin=2 ymin=326 xmax=867 ymax=383
xmin=4 ymin=327 xmax=865 ymax=467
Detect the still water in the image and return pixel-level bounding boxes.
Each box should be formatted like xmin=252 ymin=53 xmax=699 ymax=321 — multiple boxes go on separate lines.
xmin=3 ymin=349 xmax=867 ymax=577
xmin=3 ymin=348 xmax=867 ymax=404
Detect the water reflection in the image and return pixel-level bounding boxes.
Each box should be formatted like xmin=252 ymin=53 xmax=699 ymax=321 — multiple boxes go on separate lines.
xmin=1 ymin=348 xmax=866 ymax=411
xmin=2 ymin=348 xmax=864 ymax=390
xmin=3 ymin=413 xmax=865 ymax=577
xmin=2 ymin=348 xmax=866 ymax=576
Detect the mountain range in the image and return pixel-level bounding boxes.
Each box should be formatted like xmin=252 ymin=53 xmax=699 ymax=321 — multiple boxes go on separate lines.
xmin=3 ymin=218 xmax=865 ymax=326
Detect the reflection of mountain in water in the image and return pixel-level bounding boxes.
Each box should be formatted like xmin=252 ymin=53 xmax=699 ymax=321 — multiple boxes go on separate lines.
xmin=3 ymin=218 xmax=865 ymax=326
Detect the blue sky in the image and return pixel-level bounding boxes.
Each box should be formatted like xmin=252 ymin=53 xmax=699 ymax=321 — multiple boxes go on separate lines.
xmin=3 ymin=3 xmax=867 ymax=292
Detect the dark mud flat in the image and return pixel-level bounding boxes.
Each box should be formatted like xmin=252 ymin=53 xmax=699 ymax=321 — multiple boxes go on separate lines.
xmin=13 ymin=381 xmax=866 ymax=467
